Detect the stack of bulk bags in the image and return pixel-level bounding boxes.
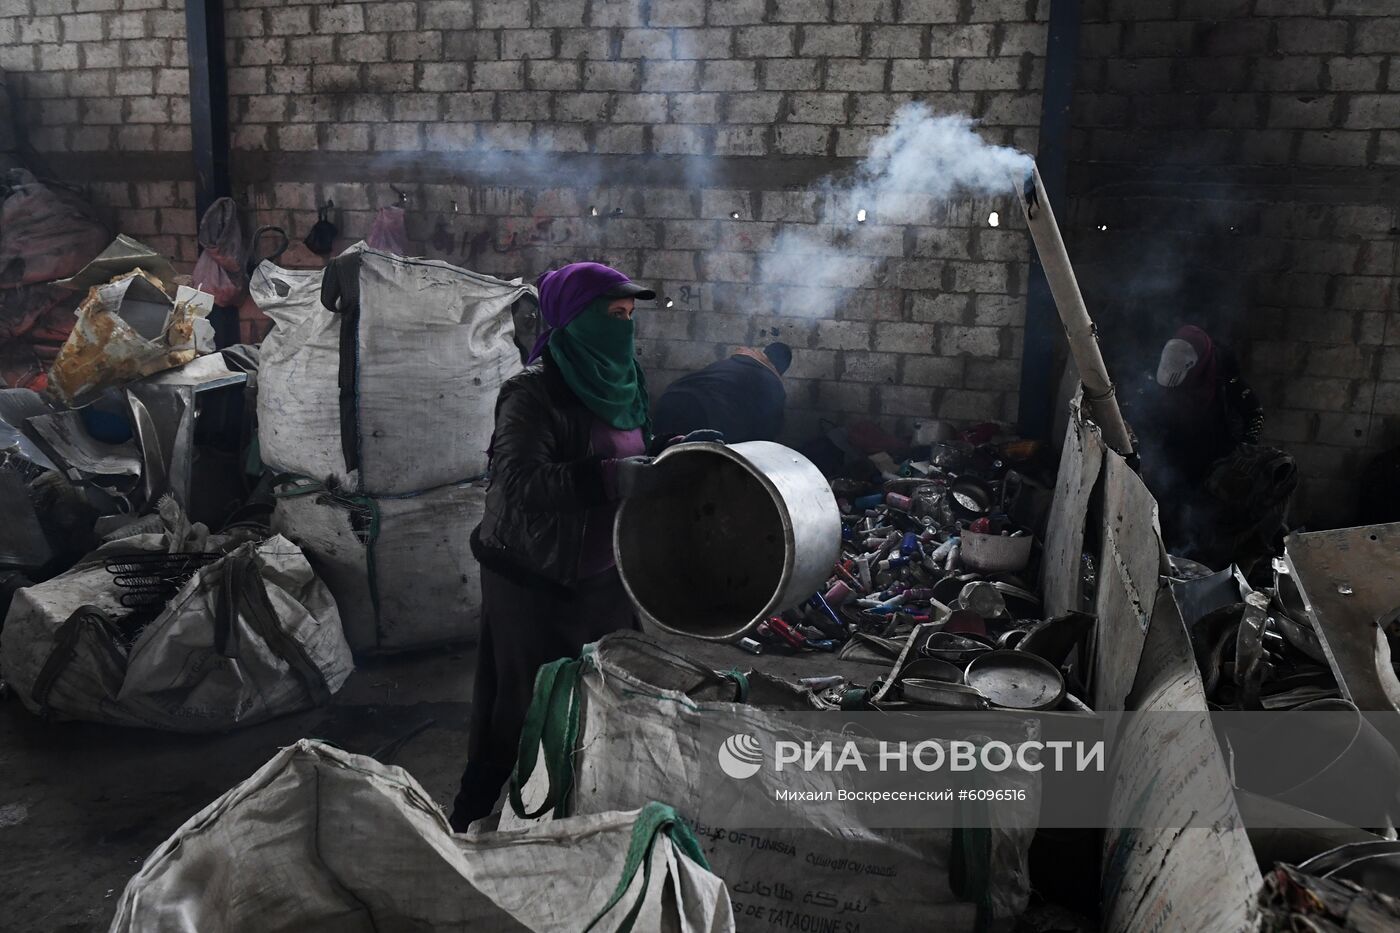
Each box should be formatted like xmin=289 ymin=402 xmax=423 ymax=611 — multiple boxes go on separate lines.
xmin=254 ymin=248 xmax=533 ymax=653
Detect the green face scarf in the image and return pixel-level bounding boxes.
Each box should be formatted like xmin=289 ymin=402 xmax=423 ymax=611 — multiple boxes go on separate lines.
xmin=548 ymin=300 xmax=651 ymax=434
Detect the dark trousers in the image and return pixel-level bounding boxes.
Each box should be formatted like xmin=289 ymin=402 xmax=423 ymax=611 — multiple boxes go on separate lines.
xmin=450 ymin=564 xmax=639 ymax=830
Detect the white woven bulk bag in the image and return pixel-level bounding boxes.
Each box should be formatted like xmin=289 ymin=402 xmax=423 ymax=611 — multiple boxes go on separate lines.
xmin=271 ymin=478 xmax=486 ymax=653
xmin=252 ymin=249 xmax=532 ymax=496
xmin=109 ymin=740 xmax=734 ymax=933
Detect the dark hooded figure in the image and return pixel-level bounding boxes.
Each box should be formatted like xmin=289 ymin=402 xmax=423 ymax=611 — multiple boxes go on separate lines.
xmin=1129 ymin=324 xmax=1280 ymax=568
xmin=650 ymin=342 xmax=793 ymax=449
xmin=1136 ymin=325 xmax=1263 ymax=490
xmin=450 ymin=261 xmax=672 ymax=830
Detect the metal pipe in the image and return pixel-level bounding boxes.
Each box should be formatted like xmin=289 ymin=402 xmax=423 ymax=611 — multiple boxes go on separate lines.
xmin=1015 ymin=164 xmax=1135 ymax=456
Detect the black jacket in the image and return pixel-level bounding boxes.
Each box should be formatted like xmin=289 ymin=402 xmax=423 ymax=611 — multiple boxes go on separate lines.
xmin=652 ymin=355 xmax=786 ymax=447
xmin=473 ymin=351 xmax=613 ymax=594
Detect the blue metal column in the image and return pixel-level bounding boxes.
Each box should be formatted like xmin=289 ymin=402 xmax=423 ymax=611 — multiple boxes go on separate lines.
xmin=184 ymin=0 xmax=231 ymax=222
xmin=1017 ymin=0 xmax=1081 ymax=441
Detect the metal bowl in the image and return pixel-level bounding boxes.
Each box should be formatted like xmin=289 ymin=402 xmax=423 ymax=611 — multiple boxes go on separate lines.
xmin=965 ymin=650 xmax=1066 ymax=710
xmin=948 ymin=477 xmax=994 ymax=519
xmin=997 ymin=628 xmax=1030 ymax=650
xmin=898 ymin=657 xmax=965 ymax=685
xmin=901 ymin=678 xmax=991 ymax=710
xmin=921 ymin=630 xmax=994 ymax=667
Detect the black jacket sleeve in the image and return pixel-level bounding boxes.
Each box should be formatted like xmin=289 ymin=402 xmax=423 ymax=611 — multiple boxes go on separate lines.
xmin=489 ymin=380 xmax=609 ymax=513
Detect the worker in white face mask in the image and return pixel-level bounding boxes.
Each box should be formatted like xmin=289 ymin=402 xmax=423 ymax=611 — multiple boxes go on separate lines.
xmin=1130 ymin=324 xmax=1288 ymax=574
xmin=1149 ymin=324 xmax=1264 ymax=475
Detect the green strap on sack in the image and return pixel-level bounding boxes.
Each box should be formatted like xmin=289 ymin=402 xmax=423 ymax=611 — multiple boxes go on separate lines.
xmin=272 ymin=474 xmax=384 ymax=632
xmin=508 ymin=655 xmax=587 ymax=820
xmin=583 ymin=802 xmax=712 ymax=933
xmin=719 ymin=668 xmax=749 ymax=703
xmin=950 ymin=784 xmax=995 ymax=933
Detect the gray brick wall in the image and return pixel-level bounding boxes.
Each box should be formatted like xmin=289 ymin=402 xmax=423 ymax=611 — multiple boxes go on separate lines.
xmin=1 ymin=0 xmax=196 ymax=262
xmin=1 ymin=0 xmax=1053 ymax=442
xmin=1069 ymin=1 xmax=1400 ymax=528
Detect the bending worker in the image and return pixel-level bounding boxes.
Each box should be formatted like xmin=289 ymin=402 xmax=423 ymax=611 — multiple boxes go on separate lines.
xmin=451 ymin=261 xmax=671 ymax=830
xmin=650 ymin=342 xmax=793 ymax=450
xmin=1131 ymin=324 xmax=1274 ymax=564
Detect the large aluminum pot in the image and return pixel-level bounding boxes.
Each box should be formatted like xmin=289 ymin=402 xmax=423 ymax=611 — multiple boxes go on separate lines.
xmin=614 ymin=441 xmax=841 ymax=641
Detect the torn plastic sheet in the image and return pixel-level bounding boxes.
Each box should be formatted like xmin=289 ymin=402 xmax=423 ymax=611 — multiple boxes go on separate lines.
xmin=48 ymin=271 xmax=214 ymax=407
xmin=51 ymin=234 xmax=177 ymax=293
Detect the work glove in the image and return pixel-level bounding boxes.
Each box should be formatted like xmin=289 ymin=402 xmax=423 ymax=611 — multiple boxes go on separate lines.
xmin=674 ymin=429 xmax=724 ymax=446
xmin=651 ymin=428 xmax=725 ymax=455
xmin=611 ymin=456 xmax=671 ymax=500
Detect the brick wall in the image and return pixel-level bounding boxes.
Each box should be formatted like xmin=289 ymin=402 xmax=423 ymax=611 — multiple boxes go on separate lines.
xmin=2 ymin=0 xmax=1050 ymax=445
xmin=1068 ymin=0 xmax=1400 ymax=528
xmin=3 ymin=0 xmax=198 ymax=264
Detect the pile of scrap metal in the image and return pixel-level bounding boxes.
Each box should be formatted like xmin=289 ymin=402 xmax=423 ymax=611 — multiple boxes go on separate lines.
xmin=1170 ymin=559 xmax=1344 ymax=711
xmin=1166 ymin=523 xmax=1400 ymax=926
xmin=1173 ymin=522 xmax=1400 ymax=714
xmin=1260 ymin=850 xmax=1400 ymax=930
xmin=736 ymin=422 xmax=1088 ymax=712
xmin=0 ymin=233 xmax=356 ymax=731
xmin=0 ymin=235 xmax=261 ymax=597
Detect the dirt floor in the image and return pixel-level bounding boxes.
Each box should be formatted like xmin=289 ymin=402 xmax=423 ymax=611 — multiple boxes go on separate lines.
xmin=0 ymin=646 xmax=476 ymax=933
xmin=0 ymin=626 xmax=851 ymax=932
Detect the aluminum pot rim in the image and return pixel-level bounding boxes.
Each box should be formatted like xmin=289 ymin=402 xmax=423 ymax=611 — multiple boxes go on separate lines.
xmin=964 ymin=648 xmax=1066 ymax=711
xmin=613 ymin=441 xmax=799 ymax=642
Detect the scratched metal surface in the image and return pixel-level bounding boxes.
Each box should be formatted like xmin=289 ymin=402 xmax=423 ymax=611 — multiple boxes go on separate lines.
xmin=1103 ymin=588 xmax=1261 ymax=933
xmin=1091 ymin=451 xmax=1163 ymax=712
xmin=1041 ymin=392 xmax=1103 ymax=616
xmin=1285 ymin=523 xmax=1400 ymax=712
xmin=1041 ymin=393 xmax=1105 ymax=620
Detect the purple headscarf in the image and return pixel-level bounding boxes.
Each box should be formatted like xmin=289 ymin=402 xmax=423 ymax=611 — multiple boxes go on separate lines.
xmin=527 ymin=262 xmax=641 ymax=364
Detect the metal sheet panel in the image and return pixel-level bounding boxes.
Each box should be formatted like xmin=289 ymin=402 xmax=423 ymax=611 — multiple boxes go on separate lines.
xmin=1285 ymin=523 xmax=1400 ymax=711
xmin=1091 ymin=450 xmax=1162 ymax=711
xmin=1102 ymin=586 xmax=1261 ymax=933
xmin=1169 ymin=565 xmax=1247 ymax=631
xmin=1041 ymin=392 xmax=1105 ymax=618
xmin=25 ymin=410 xmax=142 ymax=487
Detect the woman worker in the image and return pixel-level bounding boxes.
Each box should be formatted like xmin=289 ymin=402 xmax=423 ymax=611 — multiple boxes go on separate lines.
xmin=451 ymin=261 xmax=669 ymax=830
xmin=1130 ymin=324 xmax=1270 ymax=564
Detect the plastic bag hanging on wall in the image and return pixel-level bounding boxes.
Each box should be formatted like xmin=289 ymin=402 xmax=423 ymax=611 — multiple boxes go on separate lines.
xmin=191 ymin=197 xmax=246 ymax=306
xmin=366 ymin=207 xmax=409 ymax=256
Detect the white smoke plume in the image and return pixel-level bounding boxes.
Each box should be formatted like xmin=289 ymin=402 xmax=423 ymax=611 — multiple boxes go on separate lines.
xmin=758 ymin=104 xmax=1035 ymax=291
